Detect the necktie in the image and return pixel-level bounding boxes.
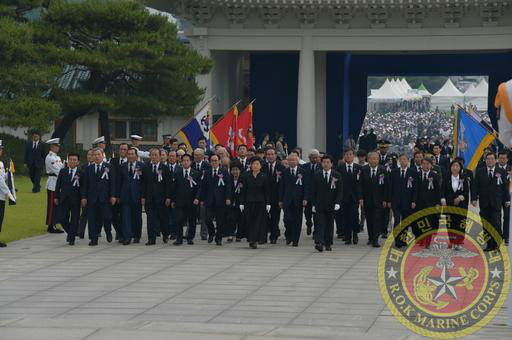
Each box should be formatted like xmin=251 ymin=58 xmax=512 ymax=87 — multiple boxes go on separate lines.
xmin=129 ymin=163 xmax=133 ymax=175
xmin=153 ymin=164 xmax=157 ymax=173
xmin=401 ymin=169 xmax=405 ymax=178
xmin=324 ymin=171 xmax=328 ymax=183
xmin=213 ymin=169 xmax=217 ymax=177
xmin=489 ymin=169 xmax=493 ymax=179
xmin=33 ymin=142 xmax=36 ymax=150
xmin=423 ymin=173 xmax=427 ymax=181
xmin=293 ymin=168 xmax=296 ymax=177
xmin=371 ymin=169 xmax=375 ymax=178
xmin=271 ymin=164 xmax=274 ymax=176
xmin=348 ymin=164 xmax=352 ymax=174
xmin=185 ymin=170 xmax=189 ymax=178
xmin=95 ymin=164 xmax=99 ymax=174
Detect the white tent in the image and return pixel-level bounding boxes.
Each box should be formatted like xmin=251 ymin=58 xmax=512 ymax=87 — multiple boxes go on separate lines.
xmin=464 ymin=84 xmax=475 ymax=95
xmin=431 ymin=78 xmax=464 ymax=111
xmin=401 ymin=78 xmax=413 ymax=91
xmin=417 ymin=83 xmax=432 ymax=97
xmin=464 ymin=79 xmax=488 ymax=111
xmin=368 ymin=79 xmax=402 ymax=102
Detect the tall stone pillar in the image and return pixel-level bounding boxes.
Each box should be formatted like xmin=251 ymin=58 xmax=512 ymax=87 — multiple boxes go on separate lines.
xmin=297 ymin=35 xmax=316 ymax=155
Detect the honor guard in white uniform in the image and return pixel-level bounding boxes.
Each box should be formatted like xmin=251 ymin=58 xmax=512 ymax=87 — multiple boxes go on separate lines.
xmin=0 ymin=141 xmax=14 ymax=247
xmin=45 ymin=138 xmax=64 ymax=233
xmin=130 ymin=135 xmax=150 ymax=159
xmin=92 ymin=136 xmax=108 ymax=162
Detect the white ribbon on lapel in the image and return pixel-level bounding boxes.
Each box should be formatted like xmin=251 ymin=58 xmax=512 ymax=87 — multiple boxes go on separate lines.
xmin=276 ymin=171 xmax=281 ymax=183
xmin=72 ymin=175 xmax=80 ymax=187
xmin=218 ymin=174 xmax=225 ymax=186
xmin=496 ymin=173 xmax=503 ymax=185
xmin=378 ymin=173 xmax=384 ymax=185
xmin=187 ymin=175 xmax=196 ymax=188
xmin=406 ymin=176 xmax=413 ymax=188
xmin=458 ymin=179 xmax=463 ymax=191
xmin=427 ymin=177 xmax=434 ymax=190
xmin=295 ymin=173 xmax=303 ymax=186
xmin=101 ymin=167 xmax=109 ymax=180
xmin=133 ymin=168 xmax=141 ymax=180
xmin=330 ymin=177 xmax=338 ymax=189
xmin=157 ymin=169 xmax=163 ymax=182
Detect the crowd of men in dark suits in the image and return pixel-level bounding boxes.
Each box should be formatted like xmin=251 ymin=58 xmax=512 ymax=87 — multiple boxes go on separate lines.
xmin=1 ymin=133 xmax=509 ymax=253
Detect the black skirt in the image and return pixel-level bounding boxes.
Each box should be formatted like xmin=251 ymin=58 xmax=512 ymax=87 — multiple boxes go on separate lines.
xmin=244 ymin=202 xmax=268 ymax=243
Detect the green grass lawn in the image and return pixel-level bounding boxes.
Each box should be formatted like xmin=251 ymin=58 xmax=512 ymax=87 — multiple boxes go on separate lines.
xmin=1 ymin=176 xmax=48 ymax=243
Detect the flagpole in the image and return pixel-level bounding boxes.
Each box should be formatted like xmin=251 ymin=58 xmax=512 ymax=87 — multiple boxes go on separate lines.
xmin=172 ymin=97 xmax=215 ymax=138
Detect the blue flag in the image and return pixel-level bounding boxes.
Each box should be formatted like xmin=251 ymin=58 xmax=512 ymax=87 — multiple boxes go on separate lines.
xmin=177 ymin=102 xmax=212 ymax=150
xmin=452 ymin=107 xmax=496 ymax=170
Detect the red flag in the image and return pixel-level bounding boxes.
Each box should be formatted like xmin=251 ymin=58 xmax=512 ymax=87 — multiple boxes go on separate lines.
xmin=211 ymin=105 xmax=238 ymax=156
xmin=237 ymin=102 xmax=254 ymax=149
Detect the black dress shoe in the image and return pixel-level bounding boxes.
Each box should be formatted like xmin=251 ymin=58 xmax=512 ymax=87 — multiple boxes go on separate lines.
xmin=353 ymin=235 xmax=358 ymax=244
xmin=325 ymin=245 xmax=332 ymax=251
xmin=227 ymin=237 xmax=233 ymax=243
xmin=48 ymin=226 xmax=64 ymax=234
xmin=68 ymin=240 xmax=75 ymax=246
xmin=372 ymin=243 xmax=381 ymax=248
xmin=163 ymin=237 xmax=168 ymax=244
xmin=133 ymin=238 xmax=140 ymax=244
xmin=145 ymin=240 xmax=156 ymax=246
xmin=344 ymin=240 xmax=352 ymax=245
xmin=249 ymin=242 xmax=257 ymax=249
xmin=123 ymin=240 xmax=131 ymax=245
xmin=270 ymin=239 xmax=277 ymax=244
xmin=208 ymin=235 xmax=214 ymax=243
xmin=216 ymin=240 xmax=222 ymax=246
xmin=0 ymin=241 xmax=6 ymax=247
xmin=170 ymin=235 xmax=177 ymax=240
xmin=315 ymin=244 xmax=323 ymax=252
xmin=88 ymin=240 xmax=98 ymax=246
xmin=367 ymin=240 xmax=372 ymax=245
xmin=286 ymin=240 xmax=292 ymax=245
xmin=187 ymin=240 xmax=194 ymax=245
xmin=106 ymin=232 xmax=113 ymax=243
xmin=292 ymin=242 xmax=298 ymax=247
xmin=173 ymin=240 xmax=183 ymax=246
xmin=78 ymin=234 xmax=85 ymax=239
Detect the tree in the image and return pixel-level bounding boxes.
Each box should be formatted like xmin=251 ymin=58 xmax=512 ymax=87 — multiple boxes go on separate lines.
xmin=0 ymin=0 xmax=62 ymax=134
xmin=42 ymin=0 xmax=212 ymax=146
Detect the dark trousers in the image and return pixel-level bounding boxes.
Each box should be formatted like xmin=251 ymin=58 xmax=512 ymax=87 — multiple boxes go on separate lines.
xmin=78 ymin=206 xmax=87 ymax=238
xmin=58 ymin=198 xmax=80 ymax=241
xmin=365 ymin=206 xmax=383 ymax=244
xmin=145 ymin=202 xmax=169 ymax=241
xmin=283 ymin=204 xmax=303 ymax=243
xmin=0 ymin=200 xmax=5 ymax=234
xmin=392 ymin=207 xmax=412 ymax=246
xmin=169 ymin=207 xmax=177 ymax=237
xmin=176 ymin=205 xmax=197 ymax=242
xmin=111 ymin=203 xmax=122 ymax=239
xmin=480 ymin=206 xmax=502 ymax=248
xmin=382 ymin=207 xmax=391 ymax=235
xmin=502 ymin=203 xmax=510 ymax=242
xmin=335 ymin=210 xmax=343 ymax=236
xmin=122 ymin=202 xmax=142 ymax=241
xmin=87 ymin=201 xmax=112 ymax=241
xmin=268 ymin=203 xmax=281 ymax=241
xmin=315 ymin=209 xmax=334 ymax=246
xmin=28 ymin=165 xmax=41 ymax=192
xmin=205 ymin=204 xmax=225 ymax=242
xmin=343 ymin=201 xmax=359 ymax=241
xmin=304 ymin=203 xmax=314 ymax=228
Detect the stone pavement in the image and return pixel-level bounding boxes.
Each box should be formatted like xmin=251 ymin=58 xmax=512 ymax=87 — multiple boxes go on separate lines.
xmin=0 ymin=229 xmax=510 ymax=340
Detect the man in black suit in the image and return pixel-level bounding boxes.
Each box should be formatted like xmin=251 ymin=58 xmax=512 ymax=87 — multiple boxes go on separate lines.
xmin=264 ymin=147 xmax=285 ymax=243
xmin=236 ymin=144 xmax=251 ymax=172
xmin=172 ymin=154 xmax=202 ymax=245
xmin=415 ymin=157 xmax=442 ymax=248
xmin=311 ymin=155 xmax=342 ymax=252
xmin=279 ymin=153 xmax=309 ymax=247
xmin=24 ymin=131 xmax=46 ymax=193
xmin=81 ymin=148 xmax=117 ymax=246
xmin=337 ymin=148 xmax=362 ymax=245
xmin=110 ymin=143 xmax=128 ymax=241
xmin=54 ymin=153 xmax=83 ymax=245
xmin=192 ymin=147 xmax=210 ymax=240
xmin=471 ymin=152 xmax=510 ymax=251
xmin=200 ymin=154 xmax=232 ymax=246
xmin=411 ymin=151 xmax=424 ymax=175
xmin=497 ymin=150 xmax=511 ymax=245
xmin=432 ymin=143 xmax=449 ymax=175
xmin=390 ymin=154 xmax=418 ymax=248
xmin=167 ymin=150 xmax=181 ymax=240
xmin=367 ymin=128 xmax=377 ymax=151
xmin=142 ymin=149 xmax=172 ymax=245
xmin=118 ymin=148 xmax=144 ymax=245
xmin=361 ymin=152 xmax=390 ymax=248
xmin=303 ymin=149 xmax=320 ymax=236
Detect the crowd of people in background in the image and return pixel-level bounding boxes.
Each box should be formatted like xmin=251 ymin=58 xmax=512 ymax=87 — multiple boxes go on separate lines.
xmin=0 ymin=127 xmax=510 ymax=253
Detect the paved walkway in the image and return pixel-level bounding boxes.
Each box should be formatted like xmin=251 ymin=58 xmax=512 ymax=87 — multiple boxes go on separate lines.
xmin=0 ymin=229 xmax=510 ymax=339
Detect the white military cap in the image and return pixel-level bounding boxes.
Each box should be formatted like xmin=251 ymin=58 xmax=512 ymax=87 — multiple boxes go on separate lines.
xmin=130 ymin=135 xmax=143 ymax=141
xmin=92 ymin=136 xmax=105 ymax=145
xmin=46 ymin=138 xmax=60 ymax=145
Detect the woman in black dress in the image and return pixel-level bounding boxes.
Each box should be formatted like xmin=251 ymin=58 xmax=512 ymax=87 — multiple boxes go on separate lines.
xmin=224 ymin=161 xmax=243 ymax=242
xmin=441 ymin=159 xmax=470 ymax=250
xmin=239 ymin=157 xmax=271 ymax=249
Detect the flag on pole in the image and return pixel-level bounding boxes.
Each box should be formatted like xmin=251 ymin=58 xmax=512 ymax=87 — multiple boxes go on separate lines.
xmin=452 ymin=107 xmax=496 ymax=171
xmin=236 ymin=101 xmax=255 ymax=149
xmin=211 ymin=104 xmax=238 ymax=156
xmin=177 ymin=101 xmax=212 ymax=150
xmin=7 ymin=159 xmax=16 ymax=205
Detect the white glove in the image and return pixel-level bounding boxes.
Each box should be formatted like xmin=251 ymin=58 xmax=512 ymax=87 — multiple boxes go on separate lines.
xmin=334 ymin=204 xmax=341 ymax=211
xmin=266 ymin=205 xmax=271 ymax=213
xmin=312 ymin=206 xmax=316 ymax=213
xmin=239 ymin=205 xmax=244 ymax=212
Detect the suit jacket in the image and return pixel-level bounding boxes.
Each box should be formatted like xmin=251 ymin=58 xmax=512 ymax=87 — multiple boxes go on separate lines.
xmin=55 ymin=167 xmax=83 ymax=202
xmin=264 ymin=161 xmax=286 ymax=204
xmin=416 ymin=171 xmax=442 ymax=208
xmin=442 ymin=173 xmax=469 ymax=209
xmin=110 ymin=157 xmax=128 ymax=175
xmin=192 ymin=160 xmax=211 ymax=175
xmin=167 ymin=162 xmax=182 ymax=179
xmin=361 ymin=165 xmax=390 ymax=209
xmin=471 ymin=167 xmax=510 ymax=210
xmin=24 ymin=141 xmax=46 ymax=168
xmin=311 ymin=169 xmax=343 ymax=212
xmin=337 ymin=162 xmax=362 ymax=204
xmin=379 ymin=153 xmax=392 ymax=167
xmin=200 ymin=167 xmax=233 ymax=207
xmin=172 ymin=167 xmax=202 ymax=207
xmin=142 ymin=162 xmax=172 ymax=203
xmin=390 ymin=167 xmax=418 ymax=211
xmin=433 ymin=154 xmax=450 ymax=172
xmin=119 ymin=161 xmax=145 ymax=204
xmin=279 ymin=166 xmax=309 ymax=207
xmin=81 ymin=162 xmax=116 ymax=203
xmin=239 ymin=172 xmax=270 ymax=205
